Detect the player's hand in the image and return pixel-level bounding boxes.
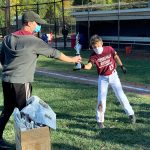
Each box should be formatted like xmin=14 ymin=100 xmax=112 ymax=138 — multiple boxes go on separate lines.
xmin=120 ymin=65 xmax=127 ymax=74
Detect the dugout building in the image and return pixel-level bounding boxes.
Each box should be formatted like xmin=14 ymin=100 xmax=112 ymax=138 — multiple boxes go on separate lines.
xmin=72 ymin=1 xmax=150 ymax=51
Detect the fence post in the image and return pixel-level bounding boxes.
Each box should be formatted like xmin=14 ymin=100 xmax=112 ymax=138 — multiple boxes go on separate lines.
xmin=5 ymin=0 xmax=10 ymax=34
xmin=36 ymin=2 xmax=40 ymax=38
xmin=36 ymin=2 xmax=39 ymax=14
xmin=54 ymin=0 xmax=57 ymax=48
xmin=61 ymin=0 xmax=65 ymax=49
xmin=16 ymin=5 xmax=19 ymax=30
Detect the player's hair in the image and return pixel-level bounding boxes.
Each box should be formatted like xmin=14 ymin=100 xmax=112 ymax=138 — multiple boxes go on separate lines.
xmin=90 ymin=35 xmax=103 ymax=46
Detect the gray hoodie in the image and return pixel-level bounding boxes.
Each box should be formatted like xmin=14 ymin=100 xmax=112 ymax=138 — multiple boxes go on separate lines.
xmin=0 ymin=34 xmax=61 ymax=83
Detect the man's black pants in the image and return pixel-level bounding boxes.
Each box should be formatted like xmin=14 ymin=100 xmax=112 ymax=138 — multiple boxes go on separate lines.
xmin=0 ymin=82 xmax=32 ymax=139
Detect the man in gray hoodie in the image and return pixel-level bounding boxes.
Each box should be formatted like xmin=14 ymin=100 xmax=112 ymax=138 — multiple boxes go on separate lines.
xmin=0 ymin=10 xmax=81 ymax=149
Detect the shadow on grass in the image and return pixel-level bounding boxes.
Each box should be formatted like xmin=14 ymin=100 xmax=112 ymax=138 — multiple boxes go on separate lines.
xmin=58 ymin=126 xmax=150 ymax=149
xmin=97 ymin=127 xmax=150 ymax=149
xmin=52 ymin=143 xmax=80 ymax=150
xmin=131 ymin=103 xmax=150 ymax=124
xmin=57 ymin=112 xmax=94 ymax=120
xmin=57 ymin=112 xmax=150 ymax=149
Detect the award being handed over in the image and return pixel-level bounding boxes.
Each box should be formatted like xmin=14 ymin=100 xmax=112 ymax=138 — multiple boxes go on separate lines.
xmin=73 ymin=32 xmax=82 ymax=70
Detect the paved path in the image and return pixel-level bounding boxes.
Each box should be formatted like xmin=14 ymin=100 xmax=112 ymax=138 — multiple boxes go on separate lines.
xmin=0 ymin=62 xmax=149 ymax=95
xmin=36 ymin=69 xmax=150 ymax=96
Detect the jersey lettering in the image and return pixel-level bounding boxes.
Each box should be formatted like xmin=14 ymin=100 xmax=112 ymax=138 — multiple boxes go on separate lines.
xmin=89 ymin=46 xmax=116 ymax=76
xmin=109 ymin=64 xmax=114 ymax=71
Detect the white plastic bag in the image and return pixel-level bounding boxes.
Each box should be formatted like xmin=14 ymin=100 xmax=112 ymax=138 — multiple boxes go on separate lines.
xmin=21 ymin=96 xmax=56 ymax=129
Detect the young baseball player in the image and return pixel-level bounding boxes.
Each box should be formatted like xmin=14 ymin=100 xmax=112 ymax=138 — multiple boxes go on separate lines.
xmin=81 ymin=35 xmax=136 ymax=128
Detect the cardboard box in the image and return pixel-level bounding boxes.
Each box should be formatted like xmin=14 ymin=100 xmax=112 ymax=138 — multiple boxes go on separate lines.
xmin=15 ymin=126 xmax=51 ymax=150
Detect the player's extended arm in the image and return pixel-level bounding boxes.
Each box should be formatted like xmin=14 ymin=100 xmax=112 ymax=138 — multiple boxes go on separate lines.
xmin=58 ymin=52 xmax=81 ymax=63
xmin=114 ymin=54 xmax=127 ymax=74
xmin=114 ymin=54 xmax=123 ymax=66
xmin=82 ymin=62 xmax=92 ymax=70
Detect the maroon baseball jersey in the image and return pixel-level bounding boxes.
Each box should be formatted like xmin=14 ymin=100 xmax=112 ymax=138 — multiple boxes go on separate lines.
xmin=89 ymin=46 xmax=117 ymax=76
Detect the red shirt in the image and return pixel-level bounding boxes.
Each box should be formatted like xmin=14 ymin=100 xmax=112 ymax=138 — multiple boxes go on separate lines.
xmin=89 ymin=46 xmax=116 ymax=76
xmin=13 ymin=30 xmax=32 ymax=35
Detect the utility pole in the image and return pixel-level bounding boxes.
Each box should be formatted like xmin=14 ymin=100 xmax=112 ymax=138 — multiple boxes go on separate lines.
xmin=61 ymin=0 xmax=65 ymax=48
xmin=117 ymin=0 xmax=120 ymax=51
xmin=87 ymin=0 xmax=91 ymax=49
xmin=54 ymin=0 xmax=57 ymax=48
xmin=5 ymin=0 xmax=10 ymax=34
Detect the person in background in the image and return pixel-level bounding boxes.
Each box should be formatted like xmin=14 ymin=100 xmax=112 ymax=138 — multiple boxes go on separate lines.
xmin=81 ymin=35 xmax=135 ymax=129
xmin=79 ymin=33 xmax=86 ymax=49
xmin=0 ymin=10 xmax=81 ymax=149
xmin=49 ymin=31 xmax=53 ymax=44
xmin=62 ymin=24 xmax=69 ymax=48
xmin=41 ymin=33 xmax=48 ymax=43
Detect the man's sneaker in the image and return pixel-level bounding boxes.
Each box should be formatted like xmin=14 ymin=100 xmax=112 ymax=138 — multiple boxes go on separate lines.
xmin=97 ymin=122 xmax=104 ymax=129
xmin=129 ymin=115 xmax=136 ymax=124
xmin=0 ymin=138 xmax=12 ymax=149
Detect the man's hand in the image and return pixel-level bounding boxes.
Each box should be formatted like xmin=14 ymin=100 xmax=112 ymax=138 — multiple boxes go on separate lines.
xmin=120 ymin=65 xmax=127 ymax=74
xmin=59 ymin=53 xmax=82 ymax=63
xmin=72 ymin=55 xmax=82 ymax=63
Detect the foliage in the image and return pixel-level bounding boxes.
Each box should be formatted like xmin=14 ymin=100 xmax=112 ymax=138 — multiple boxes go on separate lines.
xmin=64 ymin=1 xmax=72 ymax=8
xmin=0 ymin=0 xmax=72 ymax=29
xmin=0 ymin=0 xmax=5 ymax=6
xmin=0 ymin=9 xmax=5 ymax=27
xmin=92 ymin=0 xmax=114 ymax=4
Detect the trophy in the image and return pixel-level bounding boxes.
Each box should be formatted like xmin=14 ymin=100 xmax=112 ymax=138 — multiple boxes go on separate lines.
xmin=73 ymin=32 xmax=82 ymax=70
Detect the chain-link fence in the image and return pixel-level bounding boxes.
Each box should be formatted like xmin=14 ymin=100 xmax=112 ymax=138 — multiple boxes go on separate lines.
xmin=0 ymin=0 xmax=76 ymax=48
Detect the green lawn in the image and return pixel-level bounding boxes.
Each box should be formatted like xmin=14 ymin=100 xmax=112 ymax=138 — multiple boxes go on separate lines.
xmin=0 ymin=49 xmax=149 ymax=149
xmin=37 ymin=49 xmax=150 ymax=85
xmin=0 ymin=74 xmax=149 ymax=150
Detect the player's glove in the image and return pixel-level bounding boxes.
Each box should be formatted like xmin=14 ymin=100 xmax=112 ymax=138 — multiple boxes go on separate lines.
xmin=120 ymin=65 xmax=127 ymax=74
xmin=81 ymin=63 xmax=85 ymax=69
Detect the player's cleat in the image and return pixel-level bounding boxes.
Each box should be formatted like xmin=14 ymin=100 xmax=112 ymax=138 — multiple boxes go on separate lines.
xmin=97 ymin=122 xmax=104 ymax=129
xmin=0 ymin=138 xmax=12 ymax=149
xmin=129 ymin=115 xmax=136 ymax=124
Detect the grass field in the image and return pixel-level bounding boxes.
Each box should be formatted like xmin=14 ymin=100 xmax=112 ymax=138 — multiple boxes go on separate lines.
xmin=0 ymin=74 xmax=150 ymax=150
xmin=0 ymin=49 xmax=150 ymax=150
xmin=37 ymin=49 xmax=150 ymax=85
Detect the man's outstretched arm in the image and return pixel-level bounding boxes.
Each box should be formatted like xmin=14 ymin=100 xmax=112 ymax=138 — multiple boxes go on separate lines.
xmin=58 ymin=52 xmax=81 ymax=63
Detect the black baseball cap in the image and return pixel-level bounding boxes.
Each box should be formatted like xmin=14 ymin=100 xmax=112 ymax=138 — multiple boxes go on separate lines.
xmin=22 ymin=10 xmax=47 ymax=24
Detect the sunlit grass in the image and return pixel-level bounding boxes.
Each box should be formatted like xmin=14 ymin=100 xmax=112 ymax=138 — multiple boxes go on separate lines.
xmin=37 ymin=49 xmax=150 ymax=85
xmin=0 ymin=74 xmax=149 ymax=150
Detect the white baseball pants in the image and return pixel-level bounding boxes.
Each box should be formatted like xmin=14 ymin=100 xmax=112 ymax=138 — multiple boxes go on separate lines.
xmin=96 ymin=70 xmax=134 ymax=123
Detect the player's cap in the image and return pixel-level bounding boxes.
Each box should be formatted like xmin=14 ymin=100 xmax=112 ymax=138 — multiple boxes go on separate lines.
xmin=22 ymin=10 xmax=47 ymax=25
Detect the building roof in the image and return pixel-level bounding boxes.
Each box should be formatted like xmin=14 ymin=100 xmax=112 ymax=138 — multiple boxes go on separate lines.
xmin=71 ymin=1 xmax=150 ymax=21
